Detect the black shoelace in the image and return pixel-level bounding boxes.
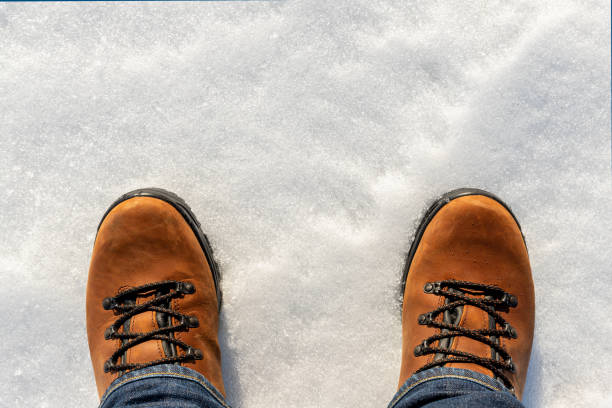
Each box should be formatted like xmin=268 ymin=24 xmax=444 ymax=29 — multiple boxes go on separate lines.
xmin=102 ymin=281 xmax=203 ymax=373
xmin=413 ymin=280 xmax=518 ymax=390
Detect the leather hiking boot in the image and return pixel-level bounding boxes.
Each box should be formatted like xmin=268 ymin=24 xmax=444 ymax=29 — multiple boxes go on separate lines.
xmin=86 ymin=188 xmax=225 ymax=398
xmin=399 ymin=188 xmax=534 ymax=399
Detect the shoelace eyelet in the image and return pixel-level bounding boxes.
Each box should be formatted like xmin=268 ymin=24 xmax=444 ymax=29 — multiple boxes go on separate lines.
xmin=418 ymin=313 xmax=432 ymax=325
xmin=504 ymin=323 xmax=518 ymax=339
xmin=176 ymin=282 xmax=195 ymax=295
xmin=104 ymin=326 xmax=117 ymax=340
xmin=423 ymin=282 xmax=441 ymax=294
xmin=506 ymin=359 xmax=516 ymax=373
xmin=186 ymin=347 xmax=203 ymax=360
xmin=102 ymin=297 xmax=116 ymax=310
xmin=187 ymin=316 xmax=199 ymax=328
xmin=501 ymin=293 xmax=518 ymax=308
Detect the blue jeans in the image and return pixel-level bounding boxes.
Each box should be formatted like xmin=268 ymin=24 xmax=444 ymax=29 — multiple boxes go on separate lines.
xmin=99 ymin=364 xmax=524 ymax=408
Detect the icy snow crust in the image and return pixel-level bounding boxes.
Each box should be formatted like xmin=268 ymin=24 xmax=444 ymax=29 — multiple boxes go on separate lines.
xmin=0 ymin=1 xmax=610 ymax=407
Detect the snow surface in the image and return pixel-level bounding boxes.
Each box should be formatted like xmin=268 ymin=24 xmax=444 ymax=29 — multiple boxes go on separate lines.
xmin=0 ymin=1 xmax=610 ymax=407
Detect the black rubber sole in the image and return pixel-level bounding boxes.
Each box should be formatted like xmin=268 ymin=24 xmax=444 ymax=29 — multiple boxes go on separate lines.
xmin=96 ymin=188 xmax=222 ymax=310
xmin=400 ymin=188 xmax=525 ymax=303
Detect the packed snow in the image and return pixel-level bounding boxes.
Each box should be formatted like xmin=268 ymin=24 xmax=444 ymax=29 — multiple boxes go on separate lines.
xmin=0 ymin=1 xmax=610 ymax=407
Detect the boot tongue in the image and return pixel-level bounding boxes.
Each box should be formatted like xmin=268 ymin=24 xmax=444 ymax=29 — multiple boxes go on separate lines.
xmin=121 ymin=294 xmax=168 ymax=367
xmin=434 ymin=288 xmax=463 ymax=359
xmin=437 ymin=288 xmax=497 ymax=378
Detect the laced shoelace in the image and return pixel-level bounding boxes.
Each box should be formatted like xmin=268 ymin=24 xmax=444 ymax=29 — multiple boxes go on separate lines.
xmin=102 ymin=280 xmax=203 ymax=373
xmin=413 ymin=280 xmax=519 ymax=390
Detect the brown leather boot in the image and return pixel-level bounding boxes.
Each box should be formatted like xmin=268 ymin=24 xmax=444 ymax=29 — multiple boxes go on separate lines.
xmin=86 ymin=188 xmax=225 ymax=398
xmin=399 ymin=188 xmax=534 ymax=399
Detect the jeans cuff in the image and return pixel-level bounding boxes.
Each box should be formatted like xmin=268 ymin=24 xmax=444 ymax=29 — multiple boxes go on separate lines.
xmin=388 ymin=367 xmax=514 ymax=408
xmin=99 ymin=364 xmax=230 ymax=408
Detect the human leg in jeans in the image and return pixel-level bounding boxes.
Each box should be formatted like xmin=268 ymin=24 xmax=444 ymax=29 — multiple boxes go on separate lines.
xmin=390 ymin=188 xmax=534 ymax=408
xmin=86 ymin=188 xmax=229 ymax=408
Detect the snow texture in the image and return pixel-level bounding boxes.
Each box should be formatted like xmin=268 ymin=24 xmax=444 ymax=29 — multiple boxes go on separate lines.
xmin=0 ymin=1 xmax=610 ymax=407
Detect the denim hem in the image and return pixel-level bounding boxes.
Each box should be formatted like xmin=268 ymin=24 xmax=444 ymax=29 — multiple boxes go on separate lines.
xmin=99 ymin=364 xmax=230 ymax=408
xmin=388 ymin=367 xmax=514 ymax=408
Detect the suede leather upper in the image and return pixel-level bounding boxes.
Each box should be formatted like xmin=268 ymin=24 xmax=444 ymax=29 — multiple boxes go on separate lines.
xmin=86 ymin=197 xmax=225 ymax=398
xmin=399 ymin=195 xmax=534 ymax=399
